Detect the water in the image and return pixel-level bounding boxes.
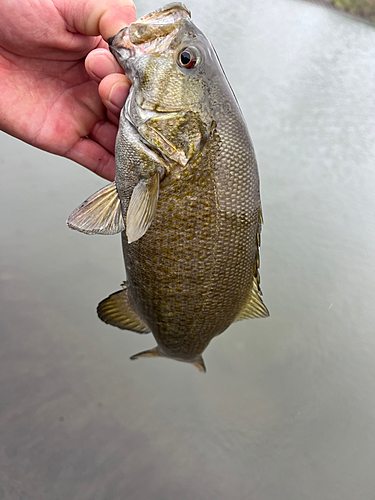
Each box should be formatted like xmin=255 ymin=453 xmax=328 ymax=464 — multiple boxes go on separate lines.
xmin=1 ymin=0 xmax=375 ymax=498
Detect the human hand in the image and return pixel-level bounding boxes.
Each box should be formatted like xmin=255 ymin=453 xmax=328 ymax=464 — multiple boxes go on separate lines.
xmin=0 ymin=0 xmax=136 ymax=180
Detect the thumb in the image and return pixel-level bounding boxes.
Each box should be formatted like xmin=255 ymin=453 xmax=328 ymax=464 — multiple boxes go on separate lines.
xmin=65 ymin=0 xmax=136 ymax=41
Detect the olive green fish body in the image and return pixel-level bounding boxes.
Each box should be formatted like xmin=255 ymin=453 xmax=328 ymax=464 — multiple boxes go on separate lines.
xmin=67 ymin=3 xmax=268 ymax=371
xmin=121 ymin=107 xmax=261 ymax=361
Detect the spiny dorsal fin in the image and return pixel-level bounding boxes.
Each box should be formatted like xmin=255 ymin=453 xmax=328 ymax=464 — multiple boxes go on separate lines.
xmin=126 ymin=172 xmax=160 ymax=243
xmin=67 ymin=181 xmax=124 ymax=235
xmin=97 ymin=287 xmax=150 ymax=333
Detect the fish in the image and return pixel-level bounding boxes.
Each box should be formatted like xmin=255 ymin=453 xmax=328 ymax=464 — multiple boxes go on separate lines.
xmin=67 ymin=2 xmax=269 ymax=372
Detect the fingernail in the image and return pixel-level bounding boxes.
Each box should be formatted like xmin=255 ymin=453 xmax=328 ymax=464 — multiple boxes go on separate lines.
xmin=109 ymin=82 xmax=130 ymax=109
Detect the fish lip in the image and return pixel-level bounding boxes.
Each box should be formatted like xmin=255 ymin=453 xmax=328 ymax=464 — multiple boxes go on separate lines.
xmin=108 ymin=43 xmax=117 ymax=56
xmin=136 ymin=2 xmax=191 ymax=23
xmin=108 ymin=43 xmax=126 ymax=58
xmin=108 ymin=26 xmax=135 ymax=64
xmin=108 ymin=43 xmax=133 ymax=67
xmin=108 ymin=26 xmax=131 ymax=49
xmin=108 ymin=2 xmax=190 ymax=50
xmin=133 ymin=2 xmax=191 ymax=34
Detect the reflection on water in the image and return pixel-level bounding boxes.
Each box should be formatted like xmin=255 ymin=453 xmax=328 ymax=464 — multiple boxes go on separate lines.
xmin=1 ymin=0 xmax=375 ymax=498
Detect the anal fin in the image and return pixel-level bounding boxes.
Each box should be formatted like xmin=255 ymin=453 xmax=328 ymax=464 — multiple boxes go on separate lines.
xmin=97 ymin=286 xmax=150 ymax=333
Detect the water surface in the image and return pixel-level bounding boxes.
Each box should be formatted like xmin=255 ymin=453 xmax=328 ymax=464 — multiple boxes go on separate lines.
xmin=1 ymin=0 xmax=375 ymax=498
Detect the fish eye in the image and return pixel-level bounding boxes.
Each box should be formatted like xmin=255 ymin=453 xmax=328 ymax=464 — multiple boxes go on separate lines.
xmin=177 ymin=47 xmax=198 ymax=69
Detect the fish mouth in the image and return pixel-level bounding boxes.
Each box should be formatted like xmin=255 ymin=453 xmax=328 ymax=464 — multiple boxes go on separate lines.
xmin=134 ymin=2 xmax=191 ymax=26
xmin=108 ymin=2 xmax=191 ymax=65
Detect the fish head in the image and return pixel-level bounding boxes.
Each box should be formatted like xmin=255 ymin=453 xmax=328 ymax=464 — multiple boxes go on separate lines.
xmin=108 ymin=2 xmax=219 ymax=114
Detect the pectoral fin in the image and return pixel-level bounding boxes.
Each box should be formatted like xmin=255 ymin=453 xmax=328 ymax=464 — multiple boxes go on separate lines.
xmin=235 ymin=276 xmax=269 ymax=321
xmin=126 ymin=172 xmax=160 ymax=243
xmin=67 ymin=182 xmax=124 ymax=235
xmin=97 ymin=286 xmax=150 ymax=333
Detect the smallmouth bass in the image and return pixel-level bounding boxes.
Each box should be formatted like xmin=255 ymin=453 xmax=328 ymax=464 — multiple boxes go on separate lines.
xmin=68 ymin=2 xmax=269 ymax=372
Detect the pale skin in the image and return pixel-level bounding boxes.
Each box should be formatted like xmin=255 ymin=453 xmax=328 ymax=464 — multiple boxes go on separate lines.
xmin=0 ymin=0 xmax=136 ymax=181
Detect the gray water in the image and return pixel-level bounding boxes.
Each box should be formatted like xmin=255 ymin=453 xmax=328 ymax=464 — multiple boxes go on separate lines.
xmin=1 ymin=0 xmax=375 ymax=498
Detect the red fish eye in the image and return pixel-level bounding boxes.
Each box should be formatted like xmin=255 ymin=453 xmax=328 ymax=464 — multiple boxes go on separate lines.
xmin=178 ymin=48 xmax=197 ymax=69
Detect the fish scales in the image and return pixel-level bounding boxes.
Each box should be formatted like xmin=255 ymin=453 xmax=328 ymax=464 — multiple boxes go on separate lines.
xmin=67 ymin=2 xmax=268 ymax=371
xmin=123 ymin=101 xmax=258 ymax=355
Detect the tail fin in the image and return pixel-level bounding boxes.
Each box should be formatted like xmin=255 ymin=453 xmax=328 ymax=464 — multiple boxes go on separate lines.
xmin=130 ymin=348 xmax=207 ymax=373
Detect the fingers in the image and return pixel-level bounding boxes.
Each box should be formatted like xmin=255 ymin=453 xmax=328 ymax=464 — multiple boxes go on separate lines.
xmin=85 ymin=48 xmax=122 ymax=83
xmin=89 ymin=120 xmax=118 ymax=154
xmin=68 ymin=0 xmax=137 ymax=41
xmin=99 ymin=74 xmax=130 ymax=122
xmin=93 ymin=1 xmax=136 ymax=41
xmin=85 ymin=49 xmax=130 ymax=122
xmin=85 ymin=49 xmax=124 ymax=83
xmin=67 ymin=137 xmax=116 ymax=181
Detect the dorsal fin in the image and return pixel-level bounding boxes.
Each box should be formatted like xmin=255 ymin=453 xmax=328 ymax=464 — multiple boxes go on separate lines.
xmin=235 ymin=207 xmax=269 ymax=321
xmin=97 ymin=285 xmax=150 ymax=333
xmin=67 ymin=181 xmax=124 ymax=235
xmin=235 ymin=276 xmax=269 ymax=320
